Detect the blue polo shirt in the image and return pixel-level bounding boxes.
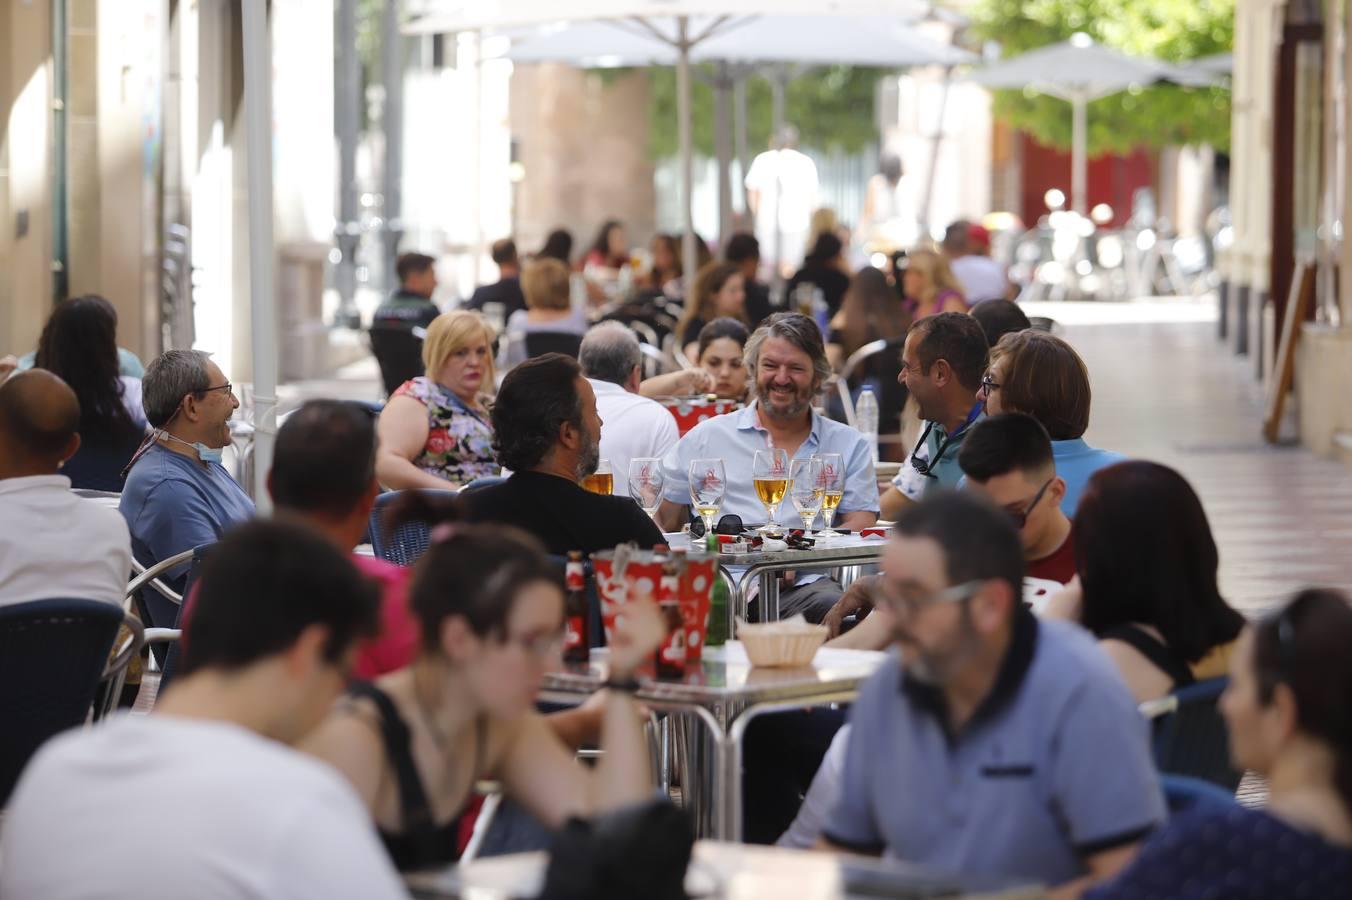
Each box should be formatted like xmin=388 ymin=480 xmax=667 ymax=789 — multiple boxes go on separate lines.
xmin=660 ymin=401 xmax=879 ymax=523
xmin=120 ymin=444 xmax=255 ymax=590
xmin=824 ymin=608 xmax=1165 ymax=888
xmin=1052 ymin=439 xmax=1125 ymax=516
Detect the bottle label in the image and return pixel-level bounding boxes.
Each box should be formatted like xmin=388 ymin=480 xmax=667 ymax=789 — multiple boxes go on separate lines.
xmin=566 ymin=564 xmax=585 ymax=591
xmin=564 ymin=615 xmax=585 ymax=650
xmin=660 ymin=630 xmax=686 ymax=662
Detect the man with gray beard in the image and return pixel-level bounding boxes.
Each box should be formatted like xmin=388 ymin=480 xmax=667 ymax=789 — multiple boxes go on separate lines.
xmin=461 ymin=352 xmax=664 ymax=555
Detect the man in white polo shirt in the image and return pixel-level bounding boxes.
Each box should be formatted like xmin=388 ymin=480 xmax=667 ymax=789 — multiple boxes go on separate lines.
xmin=820 ymin=492 xmax=1164 ymax=895
xmin=0 ymin=369 xmax=131 ymax=608
xmin=0 ymin=520 xmax=408 ymax=899
xmin=579 ymin=321 xmax=679 ymax=499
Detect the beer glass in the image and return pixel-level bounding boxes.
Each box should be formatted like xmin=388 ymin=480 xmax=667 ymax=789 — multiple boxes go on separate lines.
xmin=814 ymin=452 xmax=846 ymax=537
xmin=789 ymin=457 xmax=824 ymax=531
xmin=688 ymin=458 xmax=726 ymax=537
xmin=582 ymin=458 xmax=613 ymax=495
xmin=752 ymin=448 xmax=790 ymax=534
xmin=628 ymin=458 xmax=665 ymax=517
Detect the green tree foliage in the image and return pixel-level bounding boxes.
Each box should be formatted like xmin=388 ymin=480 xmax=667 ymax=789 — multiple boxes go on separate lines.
xmin=969 ymin=0 xmax=1233 ymax=153
xmin=642 ymin=65 xmax=884 ymax=157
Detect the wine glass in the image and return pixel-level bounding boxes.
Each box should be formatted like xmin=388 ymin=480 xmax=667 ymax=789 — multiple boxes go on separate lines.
xmin=688 ymin=458 xmax=726 ymax=538
xmin=789 ymin=457 xmax=824 ymax=532
xmin=752 ymin=448 xmax=790 ymax=534
xmin=582 ymin=458 xmax=613 ymax=495
xmin=628 ymin=458 xmax=665 ymax=518
xmin=814 ymin=452 xmax=846 ymax=538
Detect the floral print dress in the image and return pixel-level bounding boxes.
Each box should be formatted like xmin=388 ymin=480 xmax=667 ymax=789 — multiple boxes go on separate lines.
xmin=393 ymin=377 xmax=498 ymax=485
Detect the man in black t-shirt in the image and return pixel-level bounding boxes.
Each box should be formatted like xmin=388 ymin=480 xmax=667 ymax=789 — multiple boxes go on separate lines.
xmin=464 ymin=238 xmax=526 ymax=320
xmin=463 ymin=353 xmax=664 ymax=555
xmin=724 ymin=232 xmax=774 ymax=327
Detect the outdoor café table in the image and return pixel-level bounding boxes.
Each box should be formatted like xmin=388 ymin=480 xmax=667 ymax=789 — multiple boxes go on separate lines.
xmin=537 ymin=642 xmax=886 ymax=842
xmin=665 ymin=531 xmax=889 ymax=625
xmin=404 ymin=839 xmax=1044 ymax=899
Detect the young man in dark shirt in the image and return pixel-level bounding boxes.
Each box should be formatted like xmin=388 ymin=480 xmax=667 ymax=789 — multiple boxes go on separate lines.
xmin=373 ymin=252 xmax=440 ymax=327
xmin=724 ymin=231 xmax=773 ymax=327
xmin=465 ymin=238 xmax=526 ymax=319
xmin=463 ymin=353 xmax=664 ymax=555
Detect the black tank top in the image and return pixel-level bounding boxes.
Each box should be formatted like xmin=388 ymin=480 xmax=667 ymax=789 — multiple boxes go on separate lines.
xmin=348 ymin=681 xmax=483 ymax=871
xmin=1099 ymin=624 xmax=1196 ymax=690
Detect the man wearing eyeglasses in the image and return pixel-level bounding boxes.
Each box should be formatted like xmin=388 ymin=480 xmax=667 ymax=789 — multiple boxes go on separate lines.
xmin=120 ymin=350 xmax=254 ymax=608
xmin=819 ymin=492 xmax=1163 ymax=897
xmin=879 ymin=312 xmax=988 ymax=521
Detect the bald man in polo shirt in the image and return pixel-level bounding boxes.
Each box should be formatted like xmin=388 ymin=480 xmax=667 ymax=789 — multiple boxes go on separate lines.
xmin=819 ymin=493 xmax=1163 ymax=897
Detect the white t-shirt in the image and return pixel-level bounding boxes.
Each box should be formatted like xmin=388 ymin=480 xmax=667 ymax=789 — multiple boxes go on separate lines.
xmin=0 ymin=715 xmax=408 ymax=900
xmin=589 ymin=378 xmax=680 ymax=499
xmin=0 ymin=474 xmax=132 ymax=608
xmin=949 ymin=255 xmax=1009 ymax=304
xmin=745 ymin=148 xmax=819 ymax=235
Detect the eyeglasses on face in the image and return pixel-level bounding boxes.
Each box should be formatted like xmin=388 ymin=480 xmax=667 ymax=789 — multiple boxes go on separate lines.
xmin=870 ymin=578 xmax=987 ymax=617
xmin=979 ymin=375 xmax=1000 ymax=397
xmin=1006 ymin=478 xmax=1053 ymax=530
xmin=196 ymin=382 xmax=234 ymax=397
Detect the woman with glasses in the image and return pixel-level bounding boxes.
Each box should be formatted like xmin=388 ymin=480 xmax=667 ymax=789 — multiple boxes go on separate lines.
xmin=1049 ymin=461 xmax=1244 ymax=704
xmin=1086 ymin=588 xmax=1352 ymax=899
xmin=980 ymin=329 xmax=1123 ymax=515
xmin=304 ymin=510 xmax=665 ymax=871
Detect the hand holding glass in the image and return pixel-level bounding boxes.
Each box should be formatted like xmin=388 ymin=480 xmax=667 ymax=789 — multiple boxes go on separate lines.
xmin=814 ymin=453 xmax=845 ymax=537
xmin=689 ymin=458 xmax=726 ymax=537
xmin=752 ymin=448 xmax=790 ymax=533
xmin=789 ymin=458 xmax=824 ymax=531
xmin=628 ymin=458 xmax=665 ymax=517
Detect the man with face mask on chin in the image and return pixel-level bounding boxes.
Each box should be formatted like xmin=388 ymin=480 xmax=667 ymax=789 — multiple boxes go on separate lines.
xmin=462 ymin=352 xmax=664 ymax=554
xmin=818 ymin=492 xmax=1164 ymax=898
xmin=120 ymin=350 xmax=255 ymax=623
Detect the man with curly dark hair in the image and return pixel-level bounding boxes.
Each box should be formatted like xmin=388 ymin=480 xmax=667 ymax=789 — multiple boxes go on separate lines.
xmin=462 ymin=352 xmax=663 ymax=555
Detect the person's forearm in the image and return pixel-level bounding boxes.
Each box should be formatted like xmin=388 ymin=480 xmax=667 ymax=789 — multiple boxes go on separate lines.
xmin=656 ymin=500 xmax=687 ymax=533
xmin=375 ymin=454 xmax=460 ymax=492
xmin=640 ymin=371 xmax=695 ymax=398
xmin=878 ymin=487 xmax=910 ymax=522
xmin=825 ymin=610 xmax=889 ymax=651
xmin=545 ymin=707 xmax=601 ymax=750
xmin=838 ymin=510 xmax=878 ymax=532
xmin=589 ymin=692 xmax=652 ymax=814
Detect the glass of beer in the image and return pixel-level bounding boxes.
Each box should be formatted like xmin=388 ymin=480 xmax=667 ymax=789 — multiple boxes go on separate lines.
xmin=752 ymin=448 xmax=790 ymax=534
xmin=689 ymin=458 xmax=726 ymax=537
xmin=813 ymin=452 xmax=846 ymax=537
xmin=628 ymin=457 xmax=665 ymax=518
xmin=789 ymin=457 xmax=824 ymax=532
xmin=582 ymin=458 xmax=613 ymax=495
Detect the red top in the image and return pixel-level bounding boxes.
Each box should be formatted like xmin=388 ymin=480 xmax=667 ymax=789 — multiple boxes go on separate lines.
xmin=1027 ymin=530 xmax=1077 ymax=585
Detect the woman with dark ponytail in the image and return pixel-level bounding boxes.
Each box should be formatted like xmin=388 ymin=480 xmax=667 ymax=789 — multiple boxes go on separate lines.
xmin=1087 ymin=588 xmax=1352 ymax=899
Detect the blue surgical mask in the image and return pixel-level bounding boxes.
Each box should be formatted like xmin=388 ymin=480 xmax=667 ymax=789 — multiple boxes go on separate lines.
xmin=161 ymin=431 xmax=225 ymax=465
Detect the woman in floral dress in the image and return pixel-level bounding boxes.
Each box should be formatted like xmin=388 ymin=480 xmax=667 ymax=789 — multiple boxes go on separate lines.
xmin=376 ymin=310 xmax=499 ymax=490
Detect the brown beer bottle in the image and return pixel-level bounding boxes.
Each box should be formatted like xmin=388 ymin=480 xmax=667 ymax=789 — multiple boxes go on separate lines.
xmin=654 ymin=559 xmax=686 ymax=678
xmin=563 ymin=551 xmax=590 ymax=664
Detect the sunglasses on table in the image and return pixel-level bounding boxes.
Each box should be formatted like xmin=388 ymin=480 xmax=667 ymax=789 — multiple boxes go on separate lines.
xmin=689 ymin=514 xmax=744 ymax=538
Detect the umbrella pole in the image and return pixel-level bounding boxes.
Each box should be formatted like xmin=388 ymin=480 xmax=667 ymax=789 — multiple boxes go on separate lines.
xmin=677 ymin=17 xmax=698 ymax=288
xmin=714 ymin=62 xmax=734 ymax=244
xmin=1071 ymin=90 xmax=1088 ymax=215
xmin=241 ymin=0 xmax=276 ymax=511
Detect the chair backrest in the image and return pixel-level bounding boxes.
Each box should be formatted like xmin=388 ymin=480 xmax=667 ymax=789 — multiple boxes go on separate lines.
xmin=524 ymin=330 xmax=583 ymax=360
xmin=368 ymin=323 xmax=426 ymax=397
xmin=156 ymin=543 xmax=213 ymax=690
xmin=1144 ymin=676 xmax=1242 ymax=792
xmin=62 ymin=427 xmax=146 ymax=493
xmin=368 ymin=489 xmax=461 ymax=566
xmin=460 ymin=475 xmax=508 ymax=496
xmin=834 ymin=336 xmax=907 ymax=433
xmin=0 ymin=598 xmax=129 ymax=805
xmin=1160 ymin=773 xmax=1237 ymax=818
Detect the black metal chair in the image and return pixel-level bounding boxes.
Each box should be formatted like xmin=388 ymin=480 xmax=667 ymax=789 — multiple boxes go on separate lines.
xmin=0 ymin=598 xmax=143 ymax=805
xmin=1141 ymin=676 xmax=1243 ymax=792
xmin=832 ymin=336 xmax=908 ymax=441
xmin=367 ymin=489 xmax=461 ymax=566
xmin=523 ymin=330 xmax=583 ymax=360
xmin=368 ymin=322 xmax=426 ymax=397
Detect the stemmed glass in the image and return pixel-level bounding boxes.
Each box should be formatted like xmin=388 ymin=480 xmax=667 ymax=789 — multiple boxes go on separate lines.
xmin=628 ymin=458 xmax=665 ymax=518
xmin=789 ymin=457 xmax=824 ymax=532
xmin=814 ymin=452 xmax=846 ymax=538
xmin=688 ymin=458 xmax=727 ymax=538
xmin=752 ymin=448 xmax=790 ymax=534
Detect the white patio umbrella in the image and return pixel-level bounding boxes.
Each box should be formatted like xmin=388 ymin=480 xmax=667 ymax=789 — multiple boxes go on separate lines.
xmin=969 ymin=33 xmax=1217 ymax=214
xmin=407 ymin=0 xmax=935 ymax=289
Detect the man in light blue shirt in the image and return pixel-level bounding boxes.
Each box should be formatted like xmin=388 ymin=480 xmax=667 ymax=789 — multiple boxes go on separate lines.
xmin=120 ymin=350 xmax=254 ymax=628
xmin=821 ymin=492 xmax=1163 ymax=893
xmin=658 ymin=313 xmax=879 ymax=621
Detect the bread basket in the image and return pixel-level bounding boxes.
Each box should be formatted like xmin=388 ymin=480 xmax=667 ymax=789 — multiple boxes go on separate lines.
xmin=736 ymin=616 xmax=828 ymax=668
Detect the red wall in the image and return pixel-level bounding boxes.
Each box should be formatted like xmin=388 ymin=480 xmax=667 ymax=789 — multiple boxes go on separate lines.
xmin=1019 ymin=133 xmax=1155 ymax=228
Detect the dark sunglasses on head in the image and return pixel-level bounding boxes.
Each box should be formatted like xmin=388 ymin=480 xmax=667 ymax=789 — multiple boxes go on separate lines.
xmin=690 ymin=513 xmax=745 ymax=538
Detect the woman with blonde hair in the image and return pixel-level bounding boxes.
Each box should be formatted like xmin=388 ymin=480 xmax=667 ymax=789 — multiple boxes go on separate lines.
xmin=376 ymin=310 xmax=499 ymax=490
xmin=676 ymin=261 xmax=748 ymax=359
xmin=902 ymin=246 xmax=967 ymax=318
xmin=501 ymin=258 xmax=589 ymax=368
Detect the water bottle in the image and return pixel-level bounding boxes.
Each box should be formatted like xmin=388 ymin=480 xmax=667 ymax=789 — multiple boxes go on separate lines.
xmin=856 ymin=386 xmax=880 ymax=464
